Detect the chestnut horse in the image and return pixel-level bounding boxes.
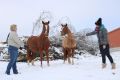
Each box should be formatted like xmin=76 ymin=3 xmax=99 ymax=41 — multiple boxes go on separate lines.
xmin=61 ymin=24 xmax=76 ymax=64
xmin=26 ymin=21 xmax=50 ymax=67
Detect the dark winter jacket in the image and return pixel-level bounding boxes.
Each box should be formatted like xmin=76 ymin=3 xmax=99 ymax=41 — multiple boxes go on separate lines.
xmin=86 ymin=24 xmax=109 ymax=45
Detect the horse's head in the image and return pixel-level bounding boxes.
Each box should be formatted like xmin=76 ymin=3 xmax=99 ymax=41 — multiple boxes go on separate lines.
xmin=41 ymin=21 xmax=50 ymax=36
xmin=60 ymin=24 xmax=70 ymax=36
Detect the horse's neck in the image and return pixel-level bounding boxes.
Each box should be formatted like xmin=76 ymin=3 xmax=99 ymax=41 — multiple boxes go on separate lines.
xmin=66 ymin=31 xmax=74 ymax=39
xmin=67 ymin=27 xmax=71 ymax=33
xmin=67 ymin=28 xmax=72 ymax=35
xmin=41 ymin=25 xmax=49 ymax=36
xmin=64 ymin=33 xmax=71 ymax=39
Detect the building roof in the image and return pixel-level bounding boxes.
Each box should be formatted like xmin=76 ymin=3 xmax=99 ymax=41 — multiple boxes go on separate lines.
xmin=109 ymin=27 xmax=120 ymax=34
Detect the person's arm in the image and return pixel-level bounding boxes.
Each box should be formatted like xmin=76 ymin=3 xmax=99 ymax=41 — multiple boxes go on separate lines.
xmin=86 ymin=31 xmax=97 ymax=36
xmin=12 ymin=32 xmax=24 ymax=48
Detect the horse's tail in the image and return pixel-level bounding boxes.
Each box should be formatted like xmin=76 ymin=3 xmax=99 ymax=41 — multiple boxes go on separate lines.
xmin=69 ymin=48 xmax=74 ymax=57
xmin=26 ymin=45 xmax=32 ymax=62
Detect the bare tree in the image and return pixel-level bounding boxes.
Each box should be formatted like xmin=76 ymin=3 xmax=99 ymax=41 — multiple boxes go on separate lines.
xmin=32 ymin=11 xmax=53 ymax=36
xmin=75 ymin=28 xmax=98 ymax=55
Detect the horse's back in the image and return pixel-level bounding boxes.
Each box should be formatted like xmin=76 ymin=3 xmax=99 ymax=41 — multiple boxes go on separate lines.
xmin=27 ymin=36 xmax=39 ymax=52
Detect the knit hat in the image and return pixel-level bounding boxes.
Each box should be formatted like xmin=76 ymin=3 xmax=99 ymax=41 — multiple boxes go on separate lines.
xmin=95 ymin=18 xmax=102 ymax=26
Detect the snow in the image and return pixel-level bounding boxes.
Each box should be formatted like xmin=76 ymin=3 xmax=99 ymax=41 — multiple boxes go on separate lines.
xmin=54 ymin=47 xmax=62 ymax=54
xmin=0 ymin=44 xmax=7 ymax=48
xmin=0 ymin=51 xmax=120 ymax=80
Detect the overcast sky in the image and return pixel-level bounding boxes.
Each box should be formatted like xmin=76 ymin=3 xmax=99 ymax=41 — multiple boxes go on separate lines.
xmin=0 ymin=0 xmax=120 ymax=41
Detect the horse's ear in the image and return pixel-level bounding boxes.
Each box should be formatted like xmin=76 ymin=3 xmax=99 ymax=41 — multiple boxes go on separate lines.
xmin=42 ymin=21 xmax=44 ymax=24
xmin=61 ymin=24 xmax=63 ymax=27
xmin=65 ymin=24 xmax=67 ymax=27
xmin=48 ymin=21 xmax=50 ymax=24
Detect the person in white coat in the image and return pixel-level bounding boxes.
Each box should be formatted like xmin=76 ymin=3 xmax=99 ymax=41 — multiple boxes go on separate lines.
xmin=5 ymin=24 xmax=24 ymax=75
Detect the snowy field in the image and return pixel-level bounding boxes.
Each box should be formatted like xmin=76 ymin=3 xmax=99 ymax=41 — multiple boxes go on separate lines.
xmin=0 ymin=51 xmax=120 ymax=80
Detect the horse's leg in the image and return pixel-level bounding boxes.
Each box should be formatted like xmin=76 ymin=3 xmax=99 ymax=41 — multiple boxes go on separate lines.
xmin=31 ymin=52 xmax=35 ymax=66
xmin=68 ymin=49 xmax=71 ymax=64
xmin=46 ymin=49 xmax=49 ymax=66
xmin=63 ymin=48 xmax=67 ymax=64
xmin=39 ymin=49 xmax=43 ymax=67
xmin=71 ymin=48 xmax=74 ymax=65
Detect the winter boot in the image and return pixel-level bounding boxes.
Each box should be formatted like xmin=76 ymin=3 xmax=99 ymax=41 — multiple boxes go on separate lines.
xmin=102 ymin=63 xmax=106 ymax=69
xmin=111 ymin=63 xmax=116 ymax=69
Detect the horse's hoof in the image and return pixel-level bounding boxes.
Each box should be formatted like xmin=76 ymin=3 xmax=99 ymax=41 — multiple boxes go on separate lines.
xmin=32 ymin=64 xmax=35 ymax=66
xmin=27 ymin=61 xmax=30 ymax=65
xmin=48 ymin=64 xmax=50 ymax=66
xmin=41 ymin=65 xmax=43 ymax=68
xmin=63 ymin=61 xmax=66 ymax=64
xmin=31 ymin=60 xmax=35 ymax=66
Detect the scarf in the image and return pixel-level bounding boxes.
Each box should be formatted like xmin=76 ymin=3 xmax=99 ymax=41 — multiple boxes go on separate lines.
xmin=95 ymin=24 xmax=105 ymax=33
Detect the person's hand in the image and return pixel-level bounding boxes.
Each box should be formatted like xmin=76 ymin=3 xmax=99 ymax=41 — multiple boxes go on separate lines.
xmin=19 ymin=47 xmax=23 ymax=50
xmin=24 ymin=44 xmax=27 ymax=48
xmin=86 ymin=33 xmax=89 ymax=36
xmin=103 ymin=45 xmax=106 ymax=49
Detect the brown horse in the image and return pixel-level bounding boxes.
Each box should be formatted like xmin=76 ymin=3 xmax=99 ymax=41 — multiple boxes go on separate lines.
xmin=61 ymin=24 xmax=76 ymax=64
xmin=26 ymin=21 xmax=50 ymax=67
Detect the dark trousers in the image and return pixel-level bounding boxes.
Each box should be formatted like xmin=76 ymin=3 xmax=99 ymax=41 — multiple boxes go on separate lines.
xmin=6 ymin=46 xmax=19 ymax=74
xmin=99 ymin=44 xmax=114 ymax=64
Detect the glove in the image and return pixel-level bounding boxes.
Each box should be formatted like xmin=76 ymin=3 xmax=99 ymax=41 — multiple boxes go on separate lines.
xmin=86 ymin=33 xmax=90 ymax=36
xmin=24 ymin=45 xmax=27 ymax=49
xmin=103 ymin=45 xmax=106 ymax=49
xmin=19 ymin=47 xmax=23 ymax=50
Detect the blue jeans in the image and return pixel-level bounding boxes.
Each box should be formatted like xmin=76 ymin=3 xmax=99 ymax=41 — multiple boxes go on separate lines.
xmin=6 ymin=46 xmax=19 ymax=74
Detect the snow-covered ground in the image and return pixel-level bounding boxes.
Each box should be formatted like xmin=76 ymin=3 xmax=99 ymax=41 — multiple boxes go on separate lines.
xmin=0 ymin=51 xmax=120 ymax=80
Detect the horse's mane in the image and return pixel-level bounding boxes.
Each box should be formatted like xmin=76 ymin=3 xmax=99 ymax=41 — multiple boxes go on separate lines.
xmin=65 ymin=26 xmax=71 ymax=34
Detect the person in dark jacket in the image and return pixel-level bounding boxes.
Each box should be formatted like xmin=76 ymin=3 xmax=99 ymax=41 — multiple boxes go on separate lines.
xmin=86 ymin=18 xmax=116 ymax=69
